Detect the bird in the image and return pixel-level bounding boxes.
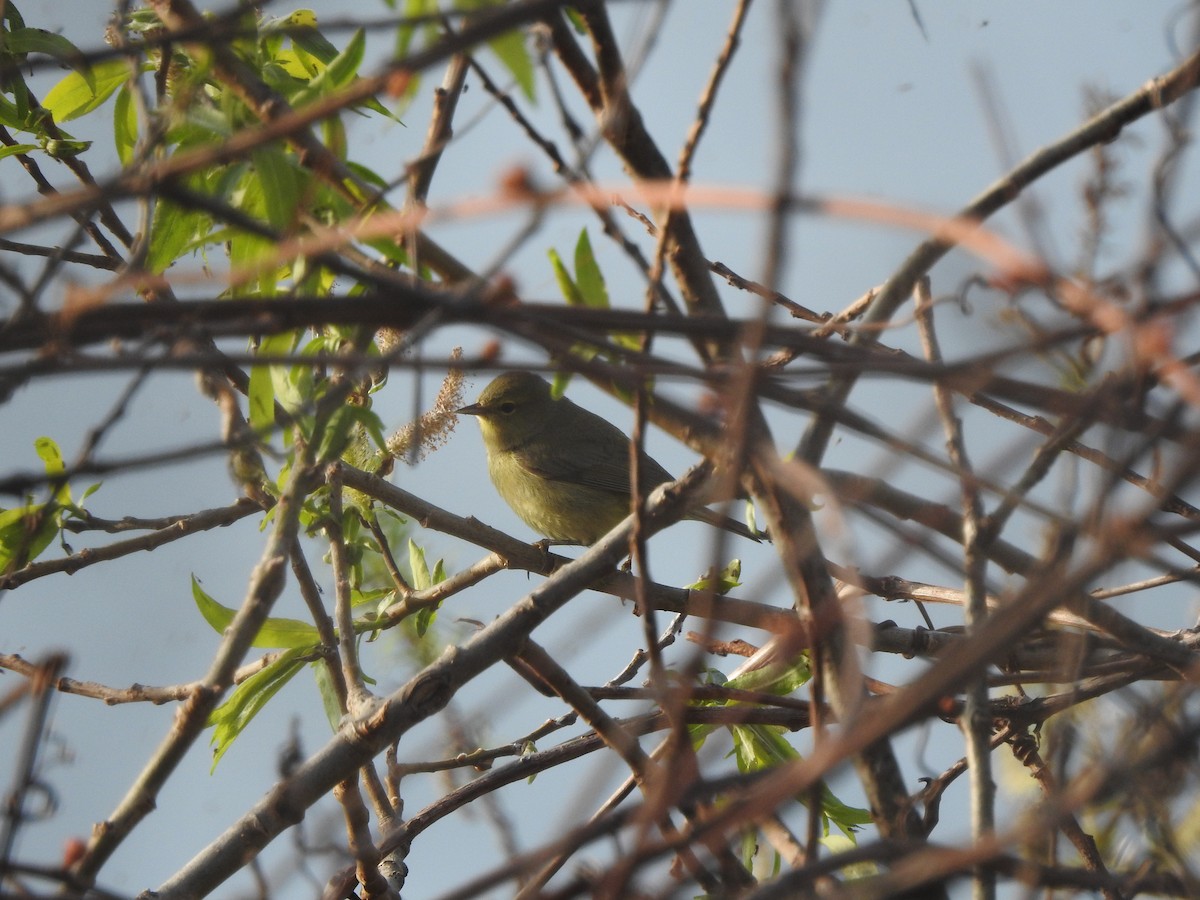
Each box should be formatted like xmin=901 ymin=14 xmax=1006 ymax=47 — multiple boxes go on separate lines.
xmin=457 ymin=371 xmax=761 ymax=545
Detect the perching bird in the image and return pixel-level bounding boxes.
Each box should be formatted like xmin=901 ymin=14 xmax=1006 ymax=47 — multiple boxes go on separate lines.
xmin=457 ymin=371 xmax=760 ymax=545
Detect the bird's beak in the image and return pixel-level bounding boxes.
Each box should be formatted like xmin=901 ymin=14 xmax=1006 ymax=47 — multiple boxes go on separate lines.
xmin=456 ymin=402 xmax=484 ymax=417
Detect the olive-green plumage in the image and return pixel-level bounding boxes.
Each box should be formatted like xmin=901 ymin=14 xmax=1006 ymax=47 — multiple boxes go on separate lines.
xmin=458 ymin=372 xmax=757 ymax=545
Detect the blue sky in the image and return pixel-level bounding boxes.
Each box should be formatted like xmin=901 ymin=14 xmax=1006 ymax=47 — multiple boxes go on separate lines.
xmin=3 ymin=2 xmax=1197 ymax=896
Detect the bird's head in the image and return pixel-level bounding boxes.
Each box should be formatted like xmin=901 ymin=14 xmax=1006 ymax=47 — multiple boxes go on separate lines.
xmin=457 ymin=372 xmax=559 ymax=452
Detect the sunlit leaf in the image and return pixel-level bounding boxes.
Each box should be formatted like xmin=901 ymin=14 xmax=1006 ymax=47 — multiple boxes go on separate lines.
xmin=408 ymin=539 xmax=445 ymax=636
xmin=396 ymin=0 xmax=437 ymax=59
xmin=731 ymin=725 xmax=871 ymax=838
xmin=208 ymin=646 xmax=308 ymax=769
xmin=34 ymin=435 xmax=73 ymax=506
xmin=686 ymin=559 xmax=742 ymax=594
xmin=147 ymin=197 xmax=210 ymax=274
xmin=291 ymin=28 xmax=364 ymax=107
xmin=0 ymin=142 xmax=37 ymax=160
xmin=319 ymin=405 xmax=385 ymax=464
xmin=4 ymin=27 xmax=87 ymax=75
xmin=819 ymin=833 xmax=879 ymax=878
xmin=312 ymin=658 xmax=343 ymax=730
xmin=113 ymin=85 xmax=137 ymax=165
xmin=191 ymin=576 xmax=322 ymax=648
xmin=0 ymin=505 xmax=57 ymax=573
xmin=548 ymin=246 xmax=584 ymax=306
xmin=271 ymin=333 xmax=311 ymax=416
xmin=42 ymin=138 xmax=91 ymax=158
xmin=573 ymin=229 xmax=609 ymax=309
xmin=488 ymin=27 xmax=535 ymax=101
xmin=42 ymin=58 xmax=128 ymax=121
xmin=248 ymin=351 xmax=278 ymax=436
xmin=725 ymin=651 xmax=810 ymax=696
xmin=408 ymin=538 xmax=431 ymax=591
xmin=0 ymin=94 xmax=36 ymax=132
xmin=251 ymin=147 xmax=300 ymax=231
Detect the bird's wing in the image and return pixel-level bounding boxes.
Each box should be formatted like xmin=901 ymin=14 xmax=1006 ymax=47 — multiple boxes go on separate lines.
xmin=513 ymin=440 xmax=672 ymax=495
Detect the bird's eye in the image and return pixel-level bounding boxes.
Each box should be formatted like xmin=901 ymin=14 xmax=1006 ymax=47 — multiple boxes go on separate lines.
xmin=499 ymin=402 xmax=516 ymax=414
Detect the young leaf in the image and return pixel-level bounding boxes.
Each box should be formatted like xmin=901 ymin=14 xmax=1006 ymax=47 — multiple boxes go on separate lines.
xmin=319 ymin=405 xmax=386 ymax=464
xmin=573 ymin=229 xmax=609 ymax=309
xmin=41 ymin=58 xmax=128 ymax=122
xmin=33 ymin=435 xmax=65 ymax=474
xmin=290 ymin=28 xmax=364 ymax=107
xmin=547 ymin=246 xmax=584 ymax=306
xmin=408 ymin=539 xmax=445 ymax=636
xmin=208 ymin=647 xmax=308 ymax=769
xmin=731 ymin=725 xmax=870 ymax=838
xmin=488 ymin=27 xmax=535 ymax=101
xmin=191 ymin=576 xmax=321 ymax=648
xmin=686 ymin=559 xmax=742 ymax=595
xmin=34 ymin=435 xmax=73 ymax=506
xmin=271 ymin=333 xmax=311 ymax=416
xmin=288 ymin=20 xmax=340 ymax=65
xmin=408 ymin=538 xmax=431 ymax=591
xmin=0 ymin=143 xmax=37 ymax=160
xmin=0 ymin=505 xmax=58 ymax=573
xmin=311 ymin=659 xmax=344 ymax=730
xmin=724 ymin=651 xmax=811 ymax=697
xmin=146 ymin=197 xmax=209 ymax=274
xmin=4 ymin=27 xmax=87 ymax=76
xmin=250 ymin=147 xmax=300 ymax=231
xmin=113 ymin=85 xmax=137 ymax=165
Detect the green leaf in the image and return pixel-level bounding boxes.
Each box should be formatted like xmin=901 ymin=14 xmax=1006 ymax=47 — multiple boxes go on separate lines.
xmin=251 ymin=147 xmax=300 ymax=230
xmin=227 ymin=232 xmax=275 ymax=297
xmin=272 ymin=333 xmax=312 ymax=415
xmin=168 ymin=104 xmax=234 ymax=146
xmin=291 ymin=28 xmax=364 ymax=107
xmin=247 ymin=363 xmax=276 ymax=436
xmin=686 ymin=558 xmax=742 ymax=594
xmin=0 ymin=94 xmax=34 ymax=132
xmin=3 ymin=3 xmax=26 ymax=30
xmin=731 ymin=722 xmax=795 ymax=770
xmin=208 ymin=646 xmax=307 ymax=769
xmin=564 ymin=8 xmax=587 ymax=33
xmin=146 ymin=197 xmax=210 ymax=274
xmin=407 ymin=540 xmax=445 ymax=636
xmin=41 ymin=58 xmax=128 ymax=122
xmin=408 ymin=538 xmax=431 ymax=591
xmin=396 ymin=0 xmax=437 ymax=59
xmin=0 ymin=505 xmax=58 ymax=573
xmin=113 ymin=85 xmax=137 ymax=165
xmin=547 ymin=246 xmax=584 ymax=306
xmin=573 ymin=228 xmax=609 ymax=309
xmin=311 ymin=658 xmax=344 ymax=730
xmin=33 ymin=435 xmax=64 ymax=474
xmin=324 ymin=28 xmax=365 ymax=89
xmin=4 ymin=27 xmax=86 ymax=74
xmin=0 ymin=440 xmax=77 ymax=572
xmin=34 ymin=435 xmax=72 ymax=506
xmin=0 ymin=142 xmax=36 ymax=160
xmin=819 ymin=833 xmax=878 ymax=878
xmin=321 ymin=113 xmax=347 ymax=159
xmin=250 ymin=330 xmax=302 ymax=434
xmin=42 ymin=137 xmax=90 ymax=159
xmin=488 ymin=27 xmax=535 ymax=101
xmin=724 ymin=650 xmax=810 ymax=696
xmin=191 ymin=575 xmax=322 ymax=648
xmin=318 ymin=405 xmax=385 ymax=464
xmin=290 ymin=27 xmax=340 ymax=67
xmin=731 ymin=725 xmax=871 ymax=838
